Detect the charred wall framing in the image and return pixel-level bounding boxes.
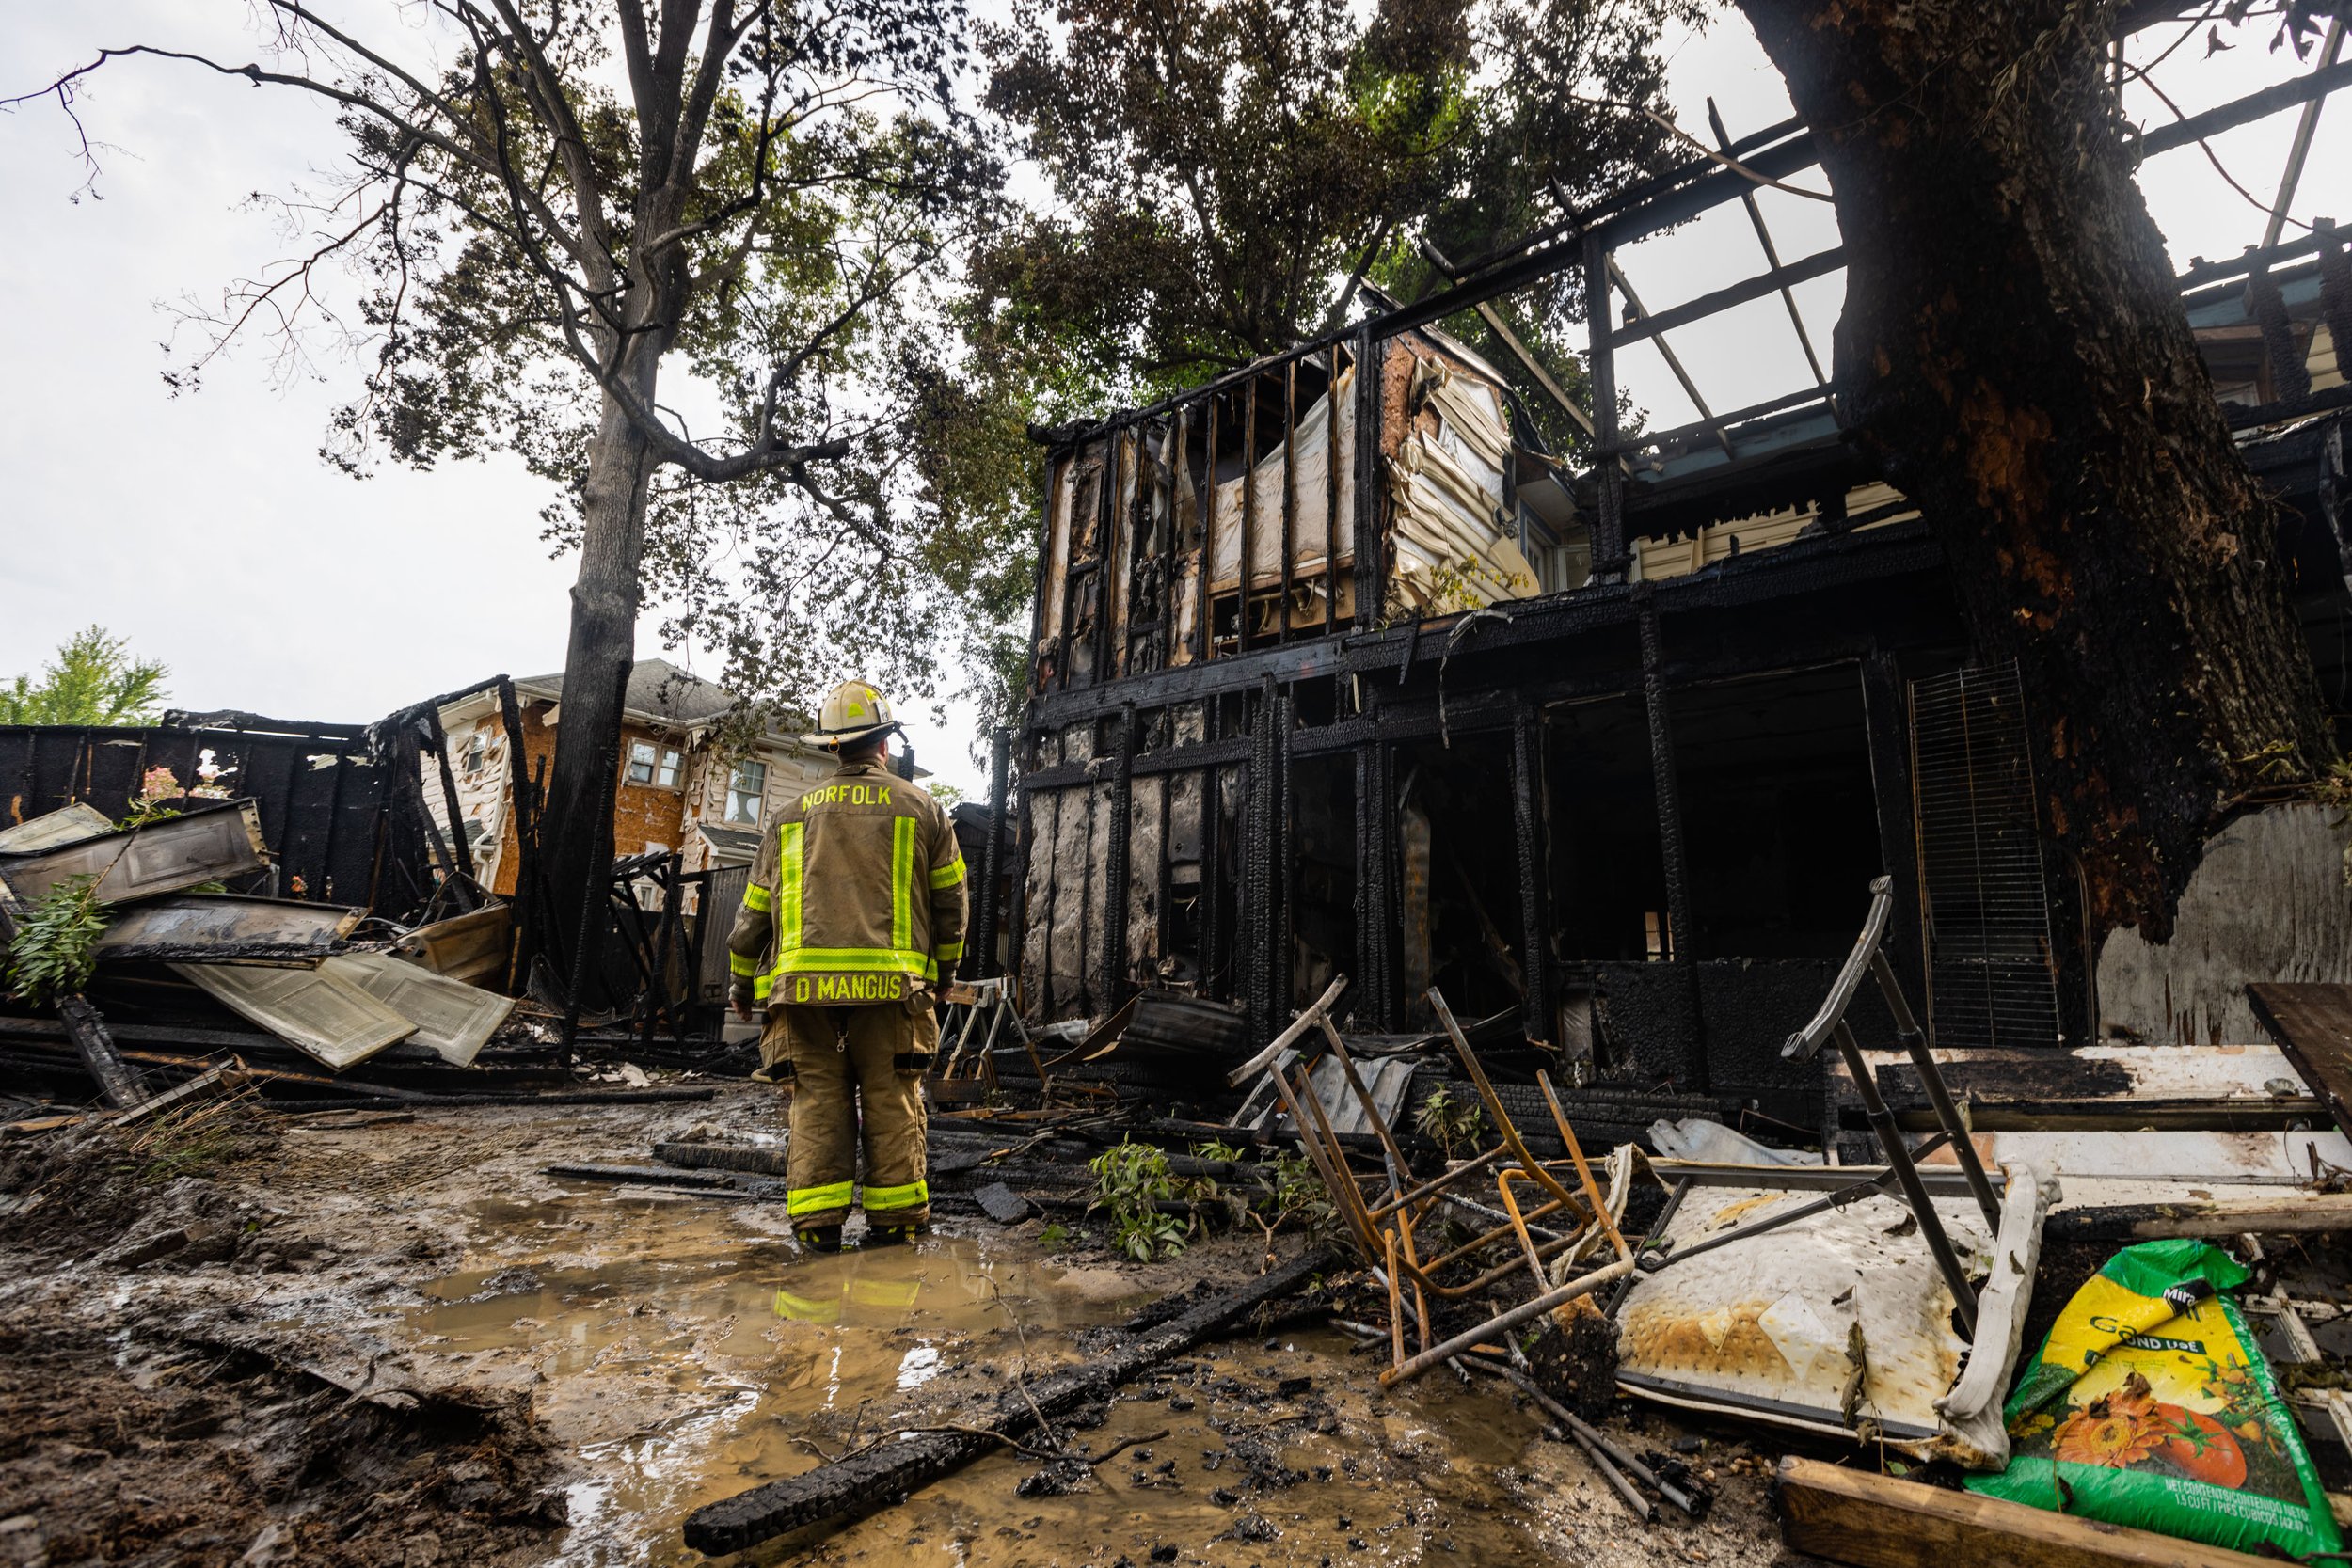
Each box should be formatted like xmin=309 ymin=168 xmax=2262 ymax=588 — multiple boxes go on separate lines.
xmin=1006 ymin=56 xmax=2352 ymax=1096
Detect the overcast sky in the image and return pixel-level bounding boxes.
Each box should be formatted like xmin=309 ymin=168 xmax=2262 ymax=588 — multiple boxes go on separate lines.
xmin=1 ymin=4 xmax=2343 ymax=798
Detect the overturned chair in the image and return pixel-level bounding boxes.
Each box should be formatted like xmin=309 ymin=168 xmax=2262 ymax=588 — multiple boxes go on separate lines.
xmin=1239 ymin=980 xmax=1636 ymax=1385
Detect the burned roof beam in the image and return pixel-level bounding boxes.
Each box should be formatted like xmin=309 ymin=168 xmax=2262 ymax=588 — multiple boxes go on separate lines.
xmin=2178 ymin=231 xmax=2332 ymax=293
xmin=2259 ymin=17 xmax=2344 ymax=252
xmin=1418 ymin=236 xmax=1597 ymax=440
xmin=2136 ymin=55 xmax=2352 ymax=157
xmin=1708 ymin=96 xmax=1830 ymax=392
xmin=1607 ymin=246 xmax=1846 ymax=348
xmin=1607 ymin=382 xmax=1835 ymax=461
xmin=1607 ymin=254 xmax=1730 ymax=454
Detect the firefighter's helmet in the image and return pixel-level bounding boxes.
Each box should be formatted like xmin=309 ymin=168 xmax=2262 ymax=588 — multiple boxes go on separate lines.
xmin=803 ymin=679 xmax=899 ymax=751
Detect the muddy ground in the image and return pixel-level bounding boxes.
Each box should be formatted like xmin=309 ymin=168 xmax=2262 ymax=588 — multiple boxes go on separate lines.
xmin=0 ymin=1085 xmax=1796 ymax=1567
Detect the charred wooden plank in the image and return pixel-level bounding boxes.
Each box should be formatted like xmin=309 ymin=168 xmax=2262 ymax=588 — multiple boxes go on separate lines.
xmin=2044 ymin=1194 xmax=2352 ymax=1243
xmin=1773 ymin=1453 xmax=2280 ymax=1568
xmin=2249 ymin=983 xmax=2352 ymax=1139
xmin=94 ymin=895 xmax=362 ymax=963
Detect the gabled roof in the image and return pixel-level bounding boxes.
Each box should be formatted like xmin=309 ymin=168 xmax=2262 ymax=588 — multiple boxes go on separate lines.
xmin=512 ymin=657 xmax=742 ymax=727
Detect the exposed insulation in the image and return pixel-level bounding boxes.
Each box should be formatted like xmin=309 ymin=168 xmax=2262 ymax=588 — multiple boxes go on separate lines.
xmin=1126 ymin=774 xmax=1165 ymax=984
xmin=1205 ymin=366 xmax=1359 ymax=594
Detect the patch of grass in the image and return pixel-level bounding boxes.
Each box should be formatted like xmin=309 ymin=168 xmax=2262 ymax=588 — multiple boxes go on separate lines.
xmin=126 ymin=1093 xmax=262 ymax=1185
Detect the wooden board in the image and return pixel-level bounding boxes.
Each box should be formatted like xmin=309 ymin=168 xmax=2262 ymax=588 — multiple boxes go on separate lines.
xmin=1834 ymin=1044 xmax=2326 ymax=1131
xmin=1775 ymin=1454 xmax=2281 ymax=1568
xmin=389 ymin=903 xmax=511 ymax=988
xmin=2249 ymin=984 xmax=2352 ymax=1140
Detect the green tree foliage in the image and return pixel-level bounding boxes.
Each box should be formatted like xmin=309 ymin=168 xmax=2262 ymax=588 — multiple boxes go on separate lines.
xmin=17 ymin=3 xmax=1001 ymax=958
xmin=902 ymin=0 xmax=1697 ymax=729
xmin=0 ymin=626 xmax=168 ymax=727
xmin=969 ymin=0 xmax=1697 ymax=396
xmin=5 ymin=876 xmax=105 ymax=1007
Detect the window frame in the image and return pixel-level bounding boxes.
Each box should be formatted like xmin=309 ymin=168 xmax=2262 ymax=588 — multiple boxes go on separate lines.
xmin=725 ymin=757 xmax=768 ymax=824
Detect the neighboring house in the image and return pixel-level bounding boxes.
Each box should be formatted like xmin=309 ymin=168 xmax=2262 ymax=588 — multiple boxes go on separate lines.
xmin=426 ymin=659 xmax=904 ymax=901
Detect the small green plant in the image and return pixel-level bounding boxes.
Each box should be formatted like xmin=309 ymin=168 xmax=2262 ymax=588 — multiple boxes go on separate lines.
xmin=118 ymin=796 xmax=182 ymax=831
xmin=1414 ymin=1083 xmax=1486 ymax=1160
xmin=6 ymin=874 xmax=105 ymax=1006
xmin=1089 ymin=1139 xmax=1190 ymax=1261
xmin=1036 ymin=1221 xmax=1073 ymax=1252
xmin=1257 ymin=1148 xmax=1335 ymax=1239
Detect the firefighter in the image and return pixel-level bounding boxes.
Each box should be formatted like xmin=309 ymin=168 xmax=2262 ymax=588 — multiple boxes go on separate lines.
xmin=726 ymin=680 xmax=966 ymax=1254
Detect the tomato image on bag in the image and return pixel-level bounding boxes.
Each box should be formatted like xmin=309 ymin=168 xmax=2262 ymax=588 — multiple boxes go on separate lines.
xmin=1967 ymin=1239 xmax=2340 ymax=1559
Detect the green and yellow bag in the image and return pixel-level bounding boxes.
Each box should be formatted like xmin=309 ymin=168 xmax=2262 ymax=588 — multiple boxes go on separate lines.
xmin=1968 ymin=1239 xmax=2340 ymax=1559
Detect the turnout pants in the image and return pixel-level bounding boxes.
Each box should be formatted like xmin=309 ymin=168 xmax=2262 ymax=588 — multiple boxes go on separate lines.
xmin=764 ymin=996 xmax=934 ymax=1232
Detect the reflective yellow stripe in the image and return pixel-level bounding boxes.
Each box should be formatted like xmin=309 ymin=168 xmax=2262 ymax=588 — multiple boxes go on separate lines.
xmin=933 ymin=939 xmax=964 ymax=962
xmin=777 ymin=821 xmax=804 ymax=951
xmin=742 ymin=883 xmax=773 ymax=912
xmin=728 ymin=952 xmax=757 ymax=977
xmin=891 ymin=816 xmax=915 ymax=954
xmin=775 ymin=947 xmax=938 ymax=976
xmin=850 ymin=1277 xmax=920 ymax=1308
xmin=787 ymin=1180 xmax=854 ymax=1218
xmin=752 ymin=973 xmax=773 ymax=1001
xmin=773 ymin=1288 xmax=839 ymax=1323
xmin=863 ymin=1179 xmax=929 ymax=1213
xmin=930 ymin=854 xmax=965 ymax=889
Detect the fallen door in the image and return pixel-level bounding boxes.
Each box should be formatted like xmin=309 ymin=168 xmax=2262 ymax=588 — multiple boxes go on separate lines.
xmin=4 ymin=801 xmax=268 ymax=903
xmin=173 ymin=961 xmax=415 ymax=1070
xmin=324 ymin=951 xmax=513 ymax=1068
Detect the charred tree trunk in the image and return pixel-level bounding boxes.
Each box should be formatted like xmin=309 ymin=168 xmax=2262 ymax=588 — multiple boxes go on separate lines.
xmin=1736 ymin=0 xmax=2334 ymax=944
xmin=535 ymin=363 xmax=660 ymax=989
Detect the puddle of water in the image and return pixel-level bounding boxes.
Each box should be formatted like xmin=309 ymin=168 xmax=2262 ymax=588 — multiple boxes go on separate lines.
xmin=398 ymin=1198 xmax=1572 ymax=1567
xmin=405 ymin=1200 xmax=1146 ymax=1566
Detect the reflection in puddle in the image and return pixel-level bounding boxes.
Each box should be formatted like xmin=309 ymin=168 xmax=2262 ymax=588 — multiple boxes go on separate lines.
xmin=398 ymin=1197 xmax=1569 ymax=1567
xmin=407 ymin=1205 xmax=1142 ymax=1566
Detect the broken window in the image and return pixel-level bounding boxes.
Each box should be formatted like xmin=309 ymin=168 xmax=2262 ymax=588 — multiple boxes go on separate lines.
xmin=726 ymin=759 xmax=766 ymax=823
xmin=460 ymin=735 xmax=487 ymax=775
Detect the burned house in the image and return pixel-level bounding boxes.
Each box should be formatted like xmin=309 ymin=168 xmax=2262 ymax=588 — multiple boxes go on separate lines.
xmin=1000 ymin=111 xmax=2352 ymax=1136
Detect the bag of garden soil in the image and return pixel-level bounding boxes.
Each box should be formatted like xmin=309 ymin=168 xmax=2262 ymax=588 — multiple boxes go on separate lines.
xmin=1967 ymin=1238 xmax=2340 ymax=1558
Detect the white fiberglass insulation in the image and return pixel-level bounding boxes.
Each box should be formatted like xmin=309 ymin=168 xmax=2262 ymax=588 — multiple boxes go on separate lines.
xmin=1383 ymin=360 xmax=1538 ymax=610
xmin=1202 ymin=353 xmax=1536 ymax=613
xmin=1204 ymin=363 xmax=1358 ymax=594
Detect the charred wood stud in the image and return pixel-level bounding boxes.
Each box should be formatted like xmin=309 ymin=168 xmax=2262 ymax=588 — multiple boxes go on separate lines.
xmin=1636 ymin=591 xmax=1705 ymax=1088
xmin=1100 ymin=705 xmax=1136 ymax=1009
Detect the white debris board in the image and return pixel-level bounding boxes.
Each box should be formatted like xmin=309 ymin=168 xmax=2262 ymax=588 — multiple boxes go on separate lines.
xmin=325 ymin=951 xmax=512 ymax=1068
xmin=173 ymin=962 xmax=415 ymax=1070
